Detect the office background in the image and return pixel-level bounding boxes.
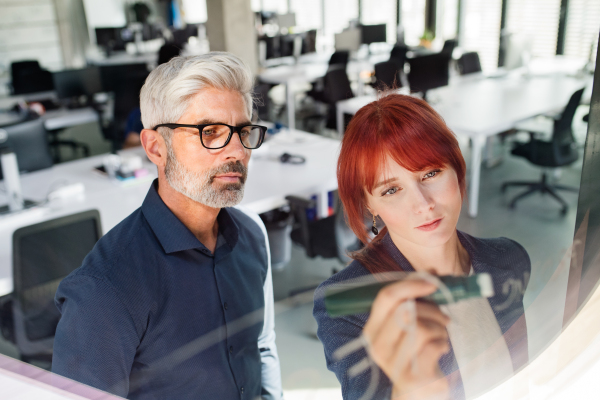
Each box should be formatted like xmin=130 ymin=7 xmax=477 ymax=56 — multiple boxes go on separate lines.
xmin=0 ymin=0 xmax=599 ymax=398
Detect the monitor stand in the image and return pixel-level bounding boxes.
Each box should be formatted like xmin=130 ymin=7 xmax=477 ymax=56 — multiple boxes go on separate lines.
xmin=0 ymin=200 xmax=38 ymax=215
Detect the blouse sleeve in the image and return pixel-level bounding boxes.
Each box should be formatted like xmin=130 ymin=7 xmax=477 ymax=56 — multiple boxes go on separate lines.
xmin=313 ymin=281 xmax=392 ymax=400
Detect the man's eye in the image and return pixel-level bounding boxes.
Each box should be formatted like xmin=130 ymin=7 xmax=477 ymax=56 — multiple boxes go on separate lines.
xmin=203 ymin=130 xmax=215 ymax=136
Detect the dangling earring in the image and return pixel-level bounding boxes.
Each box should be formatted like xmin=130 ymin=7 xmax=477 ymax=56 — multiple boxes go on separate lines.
xmin=372 ymin=214 xmax=379 ymax=235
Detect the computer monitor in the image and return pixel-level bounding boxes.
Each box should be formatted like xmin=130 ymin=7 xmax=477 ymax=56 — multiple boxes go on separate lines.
xmin=277 ymin=13 xmax=296 ymax=29
xmin=0 ymin=116 xmax=53 ymax=180
xmin=52 ymin=67 xmax=103 ymax=100
xmin=12 ymin=210 xmax=102 ymax=342
xmin=503 ymin=33 xmax=533 ymax=71
xmin=95 ymin=27 xmax=128 ymax=51
xmin=98 ymin=63 xmax=149 ymax=93
xmin=407 ymin=53 xmax=451 ymax=100
xmin=361 ymin=24 xmax=387 ymax=45
xmin=335 ymin=29 xmax=361 ymax=52
xmin=302 ymin=29 xmax=317 ymax=54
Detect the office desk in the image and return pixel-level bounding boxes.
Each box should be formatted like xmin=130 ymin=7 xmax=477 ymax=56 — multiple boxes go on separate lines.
xmin=336 ymin=73 xmax=591 ymax=218
xmin=258 ymin=55 xmax=388 ymax=129
xmin=0 ymin=130 xmax=340 ymax=296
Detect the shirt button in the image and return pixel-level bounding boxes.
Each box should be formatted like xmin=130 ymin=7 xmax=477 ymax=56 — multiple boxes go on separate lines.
xmin=229 ymin=346 xmax=233 ymax=354
xmin=240 ymin=387 xmax=244 ymax=393
xmin=224 ymin=302 xmax=228 ymax=310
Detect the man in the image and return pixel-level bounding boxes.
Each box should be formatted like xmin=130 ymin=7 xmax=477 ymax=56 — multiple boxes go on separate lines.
xmin=52 ymin=53 xmax=282 ymax=400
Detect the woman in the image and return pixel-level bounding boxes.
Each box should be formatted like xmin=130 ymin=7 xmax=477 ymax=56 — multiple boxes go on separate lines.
xmin=313 ymin=94 xmax=530 ymax=400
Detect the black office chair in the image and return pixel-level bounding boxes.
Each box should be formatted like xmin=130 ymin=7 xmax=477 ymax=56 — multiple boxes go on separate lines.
xmin=0 ymin=210 xmax=102 ymax=366
xmin=157 ymin=43 xmax=182 ymax=65
xmin=10 ymin=61 xmax=54 ymax=95
xmin=457 ymin=52 xmax=482 ymax=75
xmin=285 ymin=195 xmax=361 ymax=265
xmin=0 ymin=115 xmax=53 ymax=180
xmin=389 ymin=44 xmax=408 ymax=70
xmin=304 ymin=66 xmax=354 ymax=131
xmin=502 ymin=88 xmax=585 ymax=215
xmin=329 ymin=51 xmax=350 ymax=68
xmin=441 ymin=39 xmax=457 ymax=57
xmin=372 ymin=61 xmax=402 ymax=90
xmin=96 ymin=63 xmax=150 ymax=151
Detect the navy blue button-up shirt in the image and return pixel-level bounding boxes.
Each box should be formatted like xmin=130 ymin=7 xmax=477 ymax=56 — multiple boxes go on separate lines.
xmin=52 ymin=180 xmax=281 ymax=400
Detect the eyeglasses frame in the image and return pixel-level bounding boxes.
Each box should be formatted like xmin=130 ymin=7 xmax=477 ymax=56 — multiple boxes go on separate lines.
xmin=153 ymin=123 xmax=267 ymax=150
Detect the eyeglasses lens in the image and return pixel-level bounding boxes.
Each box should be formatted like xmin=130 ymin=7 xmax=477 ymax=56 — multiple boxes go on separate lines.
xmin=200 ymin=125 xmax=262 ymax=149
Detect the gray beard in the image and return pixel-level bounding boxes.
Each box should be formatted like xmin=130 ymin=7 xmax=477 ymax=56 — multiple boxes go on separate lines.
xmin=164 ymin=145 xmax=247 ymax=208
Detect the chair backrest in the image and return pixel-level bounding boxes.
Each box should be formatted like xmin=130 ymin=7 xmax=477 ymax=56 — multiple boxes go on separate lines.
xmin=302 ymin=29 xmax=317 ymax=54
xmin=323 ymin=67 xmax=354 ymax=104
xmin=457 ymin=52 xmax=482 ymax=75
xmin=553 ymin=88 xmax=585 ymax=158
xmin=329 ymin=51 xmax=350 ymax=67
xmin=157 ymin=43 xmax=182 ymax=66
xmin=389 ymin=44 xmax=408 ymax=69
xmin=441 ymin=39 xmax=457 ymax=56
xmin=11 ymin=210 xmax=102 ymax=357
xmin=0 ymin=116 xmax=53 ymax=179
xmin=407 ymin=53 xmax=451 ymax=94
xmin=374 ymin=61 xmax=402 ymax=89
xmin=10 ymin=61 xmax=54 ymax=95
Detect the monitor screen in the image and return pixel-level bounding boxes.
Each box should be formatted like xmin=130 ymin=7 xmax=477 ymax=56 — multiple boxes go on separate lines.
xmin=12 ymin=210 xmax=102 ymax=340
xmin=335 ymin=29 xmax=361 ymax=52
xmin=407 ymin=53 xmax=450 ymax=95
xmin=94 ymin=27 xmax=125 ymax=49
xmin=361 ymin=24 xmax=387 ymax=45
xmin=53 ymin=67 xmax=103 ymax=99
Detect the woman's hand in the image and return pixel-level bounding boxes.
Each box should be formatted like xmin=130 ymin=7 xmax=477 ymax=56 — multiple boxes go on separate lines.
xmin=363 ymin=280 xmax=450 ymax=400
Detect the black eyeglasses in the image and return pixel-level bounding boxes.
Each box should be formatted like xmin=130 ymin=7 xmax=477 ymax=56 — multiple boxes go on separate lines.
xmin=153 ymin=123 xmax=267 ymax=150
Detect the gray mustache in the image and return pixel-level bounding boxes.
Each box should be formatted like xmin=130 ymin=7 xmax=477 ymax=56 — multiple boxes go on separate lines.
xmin=209 ymin=161 xmax=248 ymax=184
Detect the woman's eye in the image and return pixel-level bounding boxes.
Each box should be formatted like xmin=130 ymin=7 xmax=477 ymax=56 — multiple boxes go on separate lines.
xmin=383 ymin=187 xmax=398 ymax=196
xmin=424 ymin=169 xmax=441 ymax=179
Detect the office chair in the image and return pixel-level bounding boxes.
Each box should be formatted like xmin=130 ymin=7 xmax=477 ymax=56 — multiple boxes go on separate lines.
xmin=329 ymin=51 xmax=350 ymax=67
xmin=457 ymin=52 xmax=482 ymax=75
xmin=285 ymin=195 xmax=360 ymax=265
xmin=0 ymin=115 xmax=53 ymax=180
xmin=372 ymin=61 xmax=402 ymax=90
xmin=440 ymin=39 xmax=457 ymax=57
xmin=253 ymin=81 xmax=274 ymax=121
xmin=502 ymin=88 xmax=584 ymax=215
xmin=0 ymin=210 xmax=102 ymax=365
xmin=10 ymin=61 xmax=54 ymax=95
xmin=157 ymin=43 xmax=182 ymax=65
xmin=304 ymin=66 xmax=354 ymax=131
xmin=389 ymin=44 xmax=408 ymax=70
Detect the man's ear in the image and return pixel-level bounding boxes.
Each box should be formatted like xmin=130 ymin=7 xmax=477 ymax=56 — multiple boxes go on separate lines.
xmin=141 ymin=129 xmax=167 ymax=169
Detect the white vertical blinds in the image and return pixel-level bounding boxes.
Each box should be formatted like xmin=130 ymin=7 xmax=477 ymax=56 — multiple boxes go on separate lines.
xmin=361 ymin=0 xmax=397 ymax=44
xmin=402 ymin=0 xmax=426 ymax=46
xmin=564 ymin=0 xmax=600 ymax=62
xmin=436 ymin=0 xmax=458 ymax=42
xmin=505 ymin=0 xmax=561 ymax=58
xmin=460 ymin=0 xmax=502 ymax=71
xmin=259 ymin=0 xmax=288 ymax=13
xmin=324 ymin=0 xmax=358 ymax=39
xmin=290 ymin=0 xmax=323 ymax=31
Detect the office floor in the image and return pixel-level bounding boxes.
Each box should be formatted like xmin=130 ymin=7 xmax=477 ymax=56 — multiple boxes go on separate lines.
xmin=0 ymin=107 xmax=590 ymax=398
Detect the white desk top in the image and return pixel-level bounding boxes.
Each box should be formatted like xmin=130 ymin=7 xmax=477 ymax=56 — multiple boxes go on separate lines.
xmin=338 ymin=73 xmax=591 ymax=138
xmin=0 ymin=129 xmax=340 ymax=296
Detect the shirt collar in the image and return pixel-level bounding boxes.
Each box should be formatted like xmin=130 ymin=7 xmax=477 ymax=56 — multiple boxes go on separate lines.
xmin=141 ymin=179 xmax=239 ymax=255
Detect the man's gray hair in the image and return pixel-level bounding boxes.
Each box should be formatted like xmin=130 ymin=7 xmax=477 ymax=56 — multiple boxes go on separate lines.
xmin=140 ymin=52 xmax=254 ymax=135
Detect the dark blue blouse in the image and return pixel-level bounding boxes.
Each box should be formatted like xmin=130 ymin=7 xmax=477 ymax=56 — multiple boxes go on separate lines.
xmin=52 ymin=180 xmax=281 ymax=400
xmin=313 ymin=231 xmax=530 ymax=400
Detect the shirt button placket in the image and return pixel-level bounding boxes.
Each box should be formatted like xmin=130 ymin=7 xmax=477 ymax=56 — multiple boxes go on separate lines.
xmin=224 ymin=302 xmax=228 ymax=310
xmin=240 ymin=386 xmax=244 ymax=394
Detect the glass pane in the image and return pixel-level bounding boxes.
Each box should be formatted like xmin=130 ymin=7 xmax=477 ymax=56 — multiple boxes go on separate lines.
xmin=201 ymin=124 xmax=231 ymax=148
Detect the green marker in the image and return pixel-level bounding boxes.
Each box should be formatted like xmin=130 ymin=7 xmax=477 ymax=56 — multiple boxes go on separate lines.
xmin=324 ymin=273 xmax=494 ymax=317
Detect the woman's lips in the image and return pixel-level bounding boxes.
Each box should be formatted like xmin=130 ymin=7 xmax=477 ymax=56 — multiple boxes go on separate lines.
xmin=416 ymin=218 xmax=443 ymax=231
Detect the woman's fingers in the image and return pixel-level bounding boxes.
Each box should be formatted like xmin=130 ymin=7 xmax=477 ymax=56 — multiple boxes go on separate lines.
xmin=365 ymin=280 xmax=438 ymax=336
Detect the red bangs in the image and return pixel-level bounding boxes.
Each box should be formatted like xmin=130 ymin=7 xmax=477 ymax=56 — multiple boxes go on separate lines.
xmin=337 ymin=93 xmax=466 ymax=245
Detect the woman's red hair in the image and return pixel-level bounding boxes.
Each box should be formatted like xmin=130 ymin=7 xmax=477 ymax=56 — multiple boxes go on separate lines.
xmin=338 ymin=94 xmax=466 ymax=272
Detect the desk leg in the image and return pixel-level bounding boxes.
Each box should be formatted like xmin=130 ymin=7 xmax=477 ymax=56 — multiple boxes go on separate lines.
xmin=336 ymin=105 xmax=344 ymax=137
xmin=316 ymin=191 xmax=330 ymax=219
xmin=286 ymin=83 xmax=295 ymax=130
xmin=468 ymin=136 xmax=485 ymax=218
